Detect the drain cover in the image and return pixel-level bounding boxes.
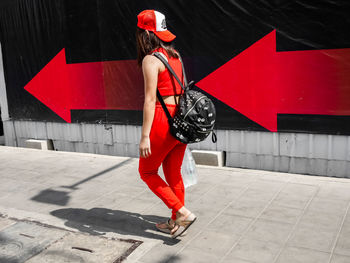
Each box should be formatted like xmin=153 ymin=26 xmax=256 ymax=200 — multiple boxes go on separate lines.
xmin=0 ymin=217 xmax=15 ymax=231
xmin=0 ymin=221 xmax=66 ymax=263
xmin=0 ymin=220 xmax=142 ymax=263
xmin=26 ymin=232 xmax=140 ymax=263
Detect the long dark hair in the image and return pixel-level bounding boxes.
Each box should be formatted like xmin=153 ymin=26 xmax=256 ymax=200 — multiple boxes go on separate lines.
xmin=136 ymin=27 xmax=179 ymax=66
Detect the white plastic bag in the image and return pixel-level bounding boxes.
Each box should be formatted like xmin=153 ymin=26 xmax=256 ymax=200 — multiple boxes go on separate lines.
xmin=181 ymin=146 xmax=198 ymax=188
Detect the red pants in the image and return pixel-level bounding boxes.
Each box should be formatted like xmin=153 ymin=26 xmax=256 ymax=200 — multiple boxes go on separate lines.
xmin=138 ymin=101 xmax=187 ymax=220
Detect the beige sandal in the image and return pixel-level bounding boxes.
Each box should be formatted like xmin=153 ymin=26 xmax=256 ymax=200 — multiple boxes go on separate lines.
xmin=172 ymin=213 xmax=197 ymax=239
xmin=156 ymin=219 xmax=187 ymax=236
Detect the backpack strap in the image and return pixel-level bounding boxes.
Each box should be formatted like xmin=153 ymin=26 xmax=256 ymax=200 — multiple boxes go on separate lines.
xmin=153 ymin=51 xmax=186 ymax=122
xmin=177 ymin=53 xmax=188 ymax=87
xmin=151 ymin=52 xmax=172 ymax=121
xmin=156 ymin=90 xmax=172 ymax=121
xmin=154 ymin=51 xmax=168 ymax=63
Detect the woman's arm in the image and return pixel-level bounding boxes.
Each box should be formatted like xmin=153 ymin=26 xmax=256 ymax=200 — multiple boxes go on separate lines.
xmin=139 ymin=55 xmax=159 ymax=158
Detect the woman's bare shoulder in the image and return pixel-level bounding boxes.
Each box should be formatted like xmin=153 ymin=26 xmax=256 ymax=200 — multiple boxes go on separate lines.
xmin=142 ymin=54 xmax=164 ymax=74
xmin=142 ymin=54 xmax=161 ymax=67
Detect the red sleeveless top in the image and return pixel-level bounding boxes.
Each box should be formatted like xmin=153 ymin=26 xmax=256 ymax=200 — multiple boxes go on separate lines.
xmin=152 ymin=47 xmax=184 ymax=96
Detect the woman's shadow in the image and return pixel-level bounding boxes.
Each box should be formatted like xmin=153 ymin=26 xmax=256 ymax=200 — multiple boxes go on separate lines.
xmin=50 ymin=207 xmax=180 ymax=245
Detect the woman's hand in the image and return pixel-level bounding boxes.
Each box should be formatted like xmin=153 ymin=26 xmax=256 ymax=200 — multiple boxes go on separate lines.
xmin=139 ymin=135 xmax=151 ymax=158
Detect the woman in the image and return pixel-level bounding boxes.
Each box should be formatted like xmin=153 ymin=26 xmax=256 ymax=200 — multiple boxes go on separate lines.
xmin=136 ymin=10 xmax=196 ymax=239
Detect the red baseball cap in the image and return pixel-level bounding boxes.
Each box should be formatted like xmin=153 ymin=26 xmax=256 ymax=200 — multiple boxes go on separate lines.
xmin=137 ymin=10 xmax=176 ymax=42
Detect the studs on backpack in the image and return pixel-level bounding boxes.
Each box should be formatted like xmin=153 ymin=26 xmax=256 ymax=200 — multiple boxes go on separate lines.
xmin=176 ymin=132 xmax=184 ymax=139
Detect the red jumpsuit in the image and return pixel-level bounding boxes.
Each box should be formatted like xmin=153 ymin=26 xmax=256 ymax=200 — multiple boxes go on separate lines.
xmin=138 ymin=47 xmax=186 ymax=220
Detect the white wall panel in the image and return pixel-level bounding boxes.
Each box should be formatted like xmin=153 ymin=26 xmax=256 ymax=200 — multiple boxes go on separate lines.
xmin=3 ymin=120 xmax=350 ymax=178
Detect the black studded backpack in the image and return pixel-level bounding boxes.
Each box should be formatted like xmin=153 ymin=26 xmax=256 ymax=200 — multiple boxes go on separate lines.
xmin=153 ymin=52 xmax=217 ymax=144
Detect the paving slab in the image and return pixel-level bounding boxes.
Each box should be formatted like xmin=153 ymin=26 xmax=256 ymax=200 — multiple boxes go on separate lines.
xmin=206 ymin=213 xmax=253 ymax=236
xmin=333 ymin=222 xmax=350 ymax=256
xmin=330 ymin=253 xmax=350 ymax=263
xmin=307 ymin=197 xmax=349 ymax=215
xmin=298 ymin=209 xmax=344 ymax=231
xmin=275 ymin=246 xmax=330 ymax=263
xmin=171 ymin=246 xmax=219 ymax=263
xmin=287 ymin=224 xmax=339 ymax=253
xmin=184 ymin=229 xmax=240 ymax=255
xmin=222 ymin=237 xmax=282 ymax=263
xmin=259 ymin=204 xmax=303 ymax=224
xmin=137 ymin=242 xmax=185 ymax=263
xmin=271 ymin=192 xmax=312 ymax=210
xmin=244 ymin=218 xmax=294 ymax=244
xmin=223 ymin=196 xmax=269 ymax=218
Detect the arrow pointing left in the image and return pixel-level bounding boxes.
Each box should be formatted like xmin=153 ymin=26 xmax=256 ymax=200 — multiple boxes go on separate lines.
xmin=196 ymin=30 xmax=350 ymax=131
xmin=24 ymin=49 xmax=143 ymax=123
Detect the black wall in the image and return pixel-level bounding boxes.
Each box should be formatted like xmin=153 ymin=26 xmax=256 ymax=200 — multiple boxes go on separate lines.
xmin=1 ymin=0 xmax=350 ymax=134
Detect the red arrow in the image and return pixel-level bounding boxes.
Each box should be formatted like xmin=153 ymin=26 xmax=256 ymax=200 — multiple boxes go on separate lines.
xmin=24 ymin=49 xmax=144 ymax=123
xmin=196 ymin=30 xmax=350 ymax=131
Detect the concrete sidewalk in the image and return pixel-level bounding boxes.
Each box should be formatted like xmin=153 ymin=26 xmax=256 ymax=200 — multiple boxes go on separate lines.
xmin=0 ymin=146 xmax=350 ymax=263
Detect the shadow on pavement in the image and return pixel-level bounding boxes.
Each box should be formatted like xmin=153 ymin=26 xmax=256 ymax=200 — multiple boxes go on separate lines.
xmin=0 ymin=257 xmax=18 ymax=263
xmin=50 ymin=207 xmax=181 ymax=245
xmin=31 ymin=189 xmax=71 ymax=206
xmin=61 ymin=158 xmax=134 ymax=190
xmin=31 ymin=158 xmax=133 ymax=206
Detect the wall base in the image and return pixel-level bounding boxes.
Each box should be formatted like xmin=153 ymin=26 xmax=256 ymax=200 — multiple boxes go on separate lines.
xmin=2 ymin=120 xmax=350 ymax=178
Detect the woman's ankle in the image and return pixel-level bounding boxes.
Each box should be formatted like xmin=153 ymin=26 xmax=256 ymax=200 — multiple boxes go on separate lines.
xmin=176 ymin=206 xmax=191 ymax=217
